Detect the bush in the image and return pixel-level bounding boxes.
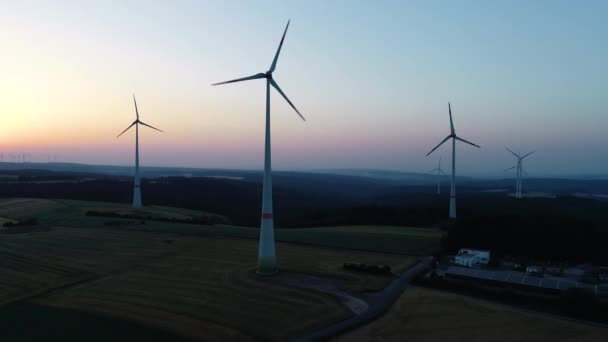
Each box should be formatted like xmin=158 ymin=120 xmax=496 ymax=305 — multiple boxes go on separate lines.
xmin=85 ymin=211 xmax=229 ymax=225
xmin=3 ymin=218 xmax=38 ymax=227
xmin=343 ymin=262 xmax=392 ymax=275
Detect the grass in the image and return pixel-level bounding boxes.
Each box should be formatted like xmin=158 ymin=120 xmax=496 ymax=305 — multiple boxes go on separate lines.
xmin=0 ymin=198 xmax=63 ymax=220
xmin=337 ymin=287 xmax=608 ymax=342
xmin=0 ymin=198 xmax=433 ymax=341
xmin=276 ymin=225 xmax=441 ymax=255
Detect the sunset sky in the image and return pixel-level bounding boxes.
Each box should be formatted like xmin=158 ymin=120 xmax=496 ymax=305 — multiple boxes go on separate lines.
xmin=0 ymin=1 xmax=606 ymax=176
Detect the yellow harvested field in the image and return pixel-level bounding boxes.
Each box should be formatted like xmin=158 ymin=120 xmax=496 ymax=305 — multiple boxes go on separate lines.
xmin=0 ymin=227 xmax=182 ymax=305
xmin=35 ymin=238 xmax=354 ymax=341
xmin=0 ymin=198 xmax=430 ymax=340
xmin=1 ymin=225 xmax=415 ymax=340
xmin=336 ymin=287 xmax=608 ymax=342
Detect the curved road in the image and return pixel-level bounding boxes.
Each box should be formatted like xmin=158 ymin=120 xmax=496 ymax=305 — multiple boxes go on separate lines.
xmin=292 ymin=256 xmax=433 ymax=342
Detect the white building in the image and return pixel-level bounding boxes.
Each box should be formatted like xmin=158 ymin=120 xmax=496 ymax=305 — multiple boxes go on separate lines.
xmin=526 ymin=265 xmax=544 ymax=275
xmin=455 ymin=248 xmax=490 ymax=267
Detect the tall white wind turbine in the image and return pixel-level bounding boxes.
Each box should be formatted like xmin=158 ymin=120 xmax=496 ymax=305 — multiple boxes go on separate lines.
xmin=426 ymin=103 xmax=480 ymax=219
xmin=212 ymin=20 xmax=305 ymax=275
xmin=505 ymin=148 xmax=534 ymax=199
xmin=117 ymin=95 xmax=163 ymax=209
xmin=430 ymin=157 xmax=447 ymax=195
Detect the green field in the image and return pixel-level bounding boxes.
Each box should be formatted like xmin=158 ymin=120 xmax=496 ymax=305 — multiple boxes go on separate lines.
xmin=0 ymin=198 xmax=441 ymax=256
xmin=277 ymin=225 xmax=441 ymax=255
xmin=0 ymin=198 xmax=439 ymax=340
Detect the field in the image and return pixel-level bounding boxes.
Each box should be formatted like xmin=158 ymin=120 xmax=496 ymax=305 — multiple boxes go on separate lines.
xmin=0 ymin=198 xmax=63 ymax=219
xmin=336 ymin=287 xmax=608 ymax=342
xmin=278 ymin=225 xmax=441 ymax=255
xmin=0 ymin=198 xmax=436 ymax=340
xmin=0 ymin=198 xmax=441 ymax=256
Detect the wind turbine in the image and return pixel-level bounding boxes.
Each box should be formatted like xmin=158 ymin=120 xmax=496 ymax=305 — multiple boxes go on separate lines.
xmin=426 ymin=103 xmax=480 ymax=219
xmin=212 ymin=20 xmax=305 ymax=275
xmin=117 ymin=95 xmax=163 ymax=209
xmin=505 ymin=148 xmax=534 ymax=199
xmin=430 ymin=157 xmax=447 ymax=195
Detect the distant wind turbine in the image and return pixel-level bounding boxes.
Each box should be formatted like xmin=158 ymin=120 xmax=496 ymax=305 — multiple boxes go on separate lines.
xmin=505 ymin=148 xmax=534 ymax=199
xmin=212 ymin=20 xmax=305 ymax=275
xmin=426 ymin=103 xmax=480 ymax=219
xmin=117 ymin=95 xmax=163 ymax=209
xmin=430 ymin=157 xmax=447 ymax=195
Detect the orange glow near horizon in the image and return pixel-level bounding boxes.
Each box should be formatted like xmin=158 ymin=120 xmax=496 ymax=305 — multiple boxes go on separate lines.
xmin=0 ymin=2 xmax=606 ymax=176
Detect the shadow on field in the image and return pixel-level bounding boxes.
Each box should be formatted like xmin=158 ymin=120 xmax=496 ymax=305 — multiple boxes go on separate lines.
xmin=0 ymin=302 xmax=192 ymax=342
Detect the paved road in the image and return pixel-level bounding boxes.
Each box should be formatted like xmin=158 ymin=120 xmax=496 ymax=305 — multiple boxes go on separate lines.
xmin=291 ymin=256 xmax=433 ymax=342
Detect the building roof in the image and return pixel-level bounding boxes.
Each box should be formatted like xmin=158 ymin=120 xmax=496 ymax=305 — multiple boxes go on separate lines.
xmin=456 ymin=252 xmax=476 ymax=259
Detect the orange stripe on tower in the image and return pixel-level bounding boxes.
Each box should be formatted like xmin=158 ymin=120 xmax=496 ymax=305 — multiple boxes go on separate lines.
xmin=261 ymin=213 xmax=273 ymax=219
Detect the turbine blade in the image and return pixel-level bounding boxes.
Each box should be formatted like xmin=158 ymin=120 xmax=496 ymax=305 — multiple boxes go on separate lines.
xmin=504 ymin=165 xmax=517 ymax=172
xmin=505 ymin=147 xmax=519 ymax=157
xmin=269 ymin=78 xmax=305 ymax=121
xmin=269 ymin=20 xmax=290 ymax=73
xmin=521 ymin=151 xmax=535 ymax=159
xmin=426 ymin=135 xmax=452 ymax=156
xmin=212 ymin=73 xmax=266 ymax=86
xmin=133 ymin=94 xmax=139 ymax=120
xmin=448 ymin=102 xmax=455 ymax=135
xmin=455 ymin=136 xmax=480 ymax=148
xmin=522 ymin=169 xmax=529 ymax=176
xmin=117 ymin=121 xmax=136 ymax=138
xmin=139 ymin=121 xmax=164 ymax=133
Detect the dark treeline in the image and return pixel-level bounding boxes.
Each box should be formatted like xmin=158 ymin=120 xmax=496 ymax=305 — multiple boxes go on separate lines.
xmin=0 ymin=169 xmax=106 ymax=181
xmin=85 ymin=210 xmax=229 ymax=225
xmin=441 ymin=215 xmax=608 ymax=263
xmin=1 ymin=172 xmax=607 ymax=262
xmin=0 ymin=178 xmax=401 ymax=227
xmin=0 ymin=178 xmax=364 ymax=226
xmin=0 ymin=176 xmax=607 ymax=227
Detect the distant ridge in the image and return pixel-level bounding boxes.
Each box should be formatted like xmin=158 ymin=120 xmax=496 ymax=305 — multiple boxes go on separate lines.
xmin=310 ymin=168 xmax=461 ymax=183
xmin=0 ymin=162 xmax=606 ymax=183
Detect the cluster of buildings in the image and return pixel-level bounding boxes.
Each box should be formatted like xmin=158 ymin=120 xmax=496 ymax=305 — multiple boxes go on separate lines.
xmin=446 ymin=248 xmax=608 ymax=295
xmin=454 ymin=248 xmax=490 ymax=267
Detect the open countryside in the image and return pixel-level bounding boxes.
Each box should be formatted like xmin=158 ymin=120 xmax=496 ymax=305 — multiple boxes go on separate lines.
xmin=0 ymin=198 xmax=432 ymax=340
xmin=337 ymin=287 xmax=608 ymax=342
xmin=2 ymin=1 xmax=608 ymax=341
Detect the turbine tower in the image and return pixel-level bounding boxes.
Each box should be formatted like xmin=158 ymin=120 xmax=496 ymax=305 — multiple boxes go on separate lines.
xmin=505 ymin=148 xmax=534 ymax=199
xmin=426 ymin=103 xmax=480 ymax=219
xmin=430 ymin=157 xmax=447 ymax=195
xmin=213 ymin=20 xmax=305 ymax=275
xmin=117 ymin=95 xmax=163 ymax=209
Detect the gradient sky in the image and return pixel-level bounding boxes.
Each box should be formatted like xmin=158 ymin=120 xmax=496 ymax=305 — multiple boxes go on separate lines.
xmin=0 ymin=1 xmax=606 ymax=176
